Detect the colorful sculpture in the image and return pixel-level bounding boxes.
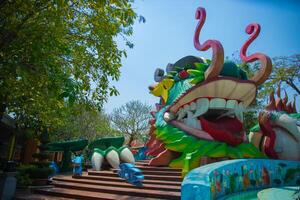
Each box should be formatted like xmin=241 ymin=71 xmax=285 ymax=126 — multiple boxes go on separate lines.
xmin=47 ymin=139 xmax=88 ymax=172
xmin=175 ymin=4 xmax=299 ymax=200
xmin=72 ymin=150 xmax=84 ymax=176
xmin=118 ymin=163 xmax=144 ymax=186
xmin=49 ymin=161 xmax=59 ymax=175
xmin=146 ymin=7 xmax=273 ymax=173
xmin=90 ymin=137 xmax=135 ymax=170
xmin=249 ymin=87 xmax=300 ymax=161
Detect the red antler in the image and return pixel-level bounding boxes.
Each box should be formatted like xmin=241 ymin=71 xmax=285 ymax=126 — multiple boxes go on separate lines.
xmin=240 ymin=23 xmax=272 ymax=86
xmin=194 ymin=7 xmax=224 ymax=80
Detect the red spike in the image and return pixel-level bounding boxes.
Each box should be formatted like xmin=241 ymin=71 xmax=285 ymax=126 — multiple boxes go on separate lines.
xmin=275 ymin=99 xmax=283 ymax=111
xmin=286 ymin=102 xmax=293 ymax=113
xmin=276 ymin=84 xmax=281 ymax=98
xmin=265 ymin=90 xmax=276 ymax=111
xmin=282 ymin=90 xmax=288 ymax=111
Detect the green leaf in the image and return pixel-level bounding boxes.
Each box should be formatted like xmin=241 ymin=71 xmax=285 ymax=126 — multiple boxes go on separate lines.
xmin=187 ymin=69 xmax=204 ymax=77
xmin=168 ymin=71 xmax=178 ymax=76
xmin=189 ymin=76 xmax=204 ymax=84
xmin=175 ymin=66 xmax=183 ymax=72
xmin=194 ymin=62 xmax=207 ymax=71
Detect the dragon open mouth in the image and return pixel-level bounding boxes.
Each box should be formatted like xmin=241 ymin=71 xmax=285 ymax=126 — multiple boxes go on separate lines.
xmin=164 ymin=78 xmax=257 ymax=146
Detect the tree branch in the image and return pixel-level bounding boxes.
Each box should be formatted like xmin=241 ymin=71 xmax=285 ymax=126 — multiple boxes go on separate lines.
xmin=285 ymin=79 xmax=300 ymax=95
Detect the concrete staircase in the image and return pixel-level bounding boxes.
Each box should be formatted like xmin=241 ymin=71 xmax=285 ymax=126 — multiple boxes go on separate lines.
xmin=33 ymin=160 xmax=182 ymax=199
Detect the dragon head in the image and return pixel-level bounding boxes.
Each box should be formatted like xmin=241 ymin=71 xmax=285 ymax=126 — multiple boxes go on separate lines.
xmin=146 ymin=7 xmax=271 ymax=170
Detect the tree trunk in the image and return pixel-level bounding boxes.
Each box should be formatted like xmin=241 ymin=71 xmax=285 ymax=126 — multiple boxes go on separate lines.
xmin=127 ymin=135 xmax=135 ymax=147
xmin=0 ymin=102 xmax=6 ymax=120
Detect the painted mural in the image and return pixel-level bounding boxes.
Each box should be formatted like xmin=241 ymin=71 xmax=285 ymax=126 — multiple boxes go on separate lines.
xmin=182 ymin=159 xmax=300 ymax=200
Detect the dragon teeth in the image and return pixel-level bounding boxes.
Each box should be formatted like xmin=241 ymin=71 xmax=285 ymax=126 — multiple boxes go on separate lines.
xmin=226 ymin=100 xmax=238 ymax=109
xmin=193 ymin=98 xmax=209 ymax=118
xmin=177 ymin=109 xmax=186 ymax=120
xmin=183 ymin=104 xmax=190 ymax=112
xmin=183 ymin=111 xmax=201 ymax=129
xmin=190 ymin=102 xmax=197 ymax=111
xmin=173 ymin=98 xmax=245 ymax=123
xmin=209 ymin=98 xmax=226 ymax=109
xmin=235 ymin=102 xmax=244 ymax=122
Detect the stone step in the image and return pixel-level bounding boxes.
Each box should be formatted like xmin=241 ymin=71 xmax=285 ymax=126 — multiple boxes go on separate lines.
xmin=134 ymin=165 xmax=182 ymax=172
xmin=88 ymin=170 xmax=182 ymax=181
xmin=34 ymin=187 xmax=159 ymax=200
xmin=111 ymin=168 xmax=182 ymax=176
xmin=77 ymin=174 xmax=182 ymax=186
xmin=51 ymin=181 xmax=181 ymax=200
xmin=53 ymin=176 xmax=181 ymax=192
xmin=33 ymin=160 xmax=182 ymax=199
xmin=14 ymin=189 xmax=72 ymax=200
xmin=135 ymin=161 xmax=152 ymax=166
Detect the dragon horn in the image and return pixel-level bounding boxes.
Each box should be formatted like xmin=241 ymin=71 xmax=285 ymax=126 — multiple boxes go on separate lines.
xmin=194 ymin=7 xmax=224 ymax=80
xmin=240 ymin=23 xmax=272 ymax=86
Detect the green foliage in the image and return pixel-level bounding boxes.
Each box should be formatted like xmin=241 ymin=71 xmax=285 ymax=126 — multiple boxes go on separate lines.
xmin=0 ymin=0 xmax=139 ymax=132
xmin=16 ymin=173 xmax=32 ymax=188
xmin=17 ymin=164 xmax=54 ymax=179
xmin=243 ymin=110 xmax=259 ymax=134
xmin=110 ymin=100 xmax=152 ymax=146
xmin=50 ymin=105 xmax=117 ymax=141
xmin=230 ymin=53 xmax=299 ymax=103
xmin=260 ymin=55 xmax=300 ymax=97
xmin=16 ymin=164 xmax=54 ymax=186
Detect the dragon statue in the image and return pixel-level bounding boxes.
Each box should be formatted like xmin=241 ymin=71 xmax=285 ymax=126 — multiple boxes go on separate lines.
xmin=145 ymin=6 xmax=295 ymax=174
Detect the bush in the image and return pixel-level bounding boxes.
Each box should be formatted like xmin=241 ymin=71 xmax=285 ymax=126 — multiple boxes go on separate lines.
xmin=17 ymin=164 xmax=54 ymax=180
xmin=16 ymin=173 xmax=32 ymax=187
xmin=29 ymin=167 xmax=54 ymax=179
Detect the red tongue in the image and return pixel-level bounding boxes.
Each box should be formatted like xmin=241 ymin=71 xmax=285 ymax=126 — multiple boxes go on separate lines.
xmin=199 ymin=117 xmax=244 ymax=146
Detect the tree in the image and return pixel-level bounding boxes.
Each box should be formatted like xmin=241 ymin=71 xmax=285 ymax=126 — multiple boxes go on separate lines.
xmin=110 ymin=100 xmax=152 ymax=146
xmin=0 ymin=0 xmax=139 ymax=131
xmin=258 ymin=54 xmax=300 ymax=98
xmin=51 ymin=104 xmax=119 ymax=141
xmin=229 ymin=53 xmax=299 ymax=102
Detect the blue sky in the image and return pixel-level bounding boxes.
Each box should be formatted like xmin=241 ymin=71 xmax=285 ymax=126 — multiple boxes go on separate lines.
xmin=104 ymin=0 xmax=300 ymax=113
